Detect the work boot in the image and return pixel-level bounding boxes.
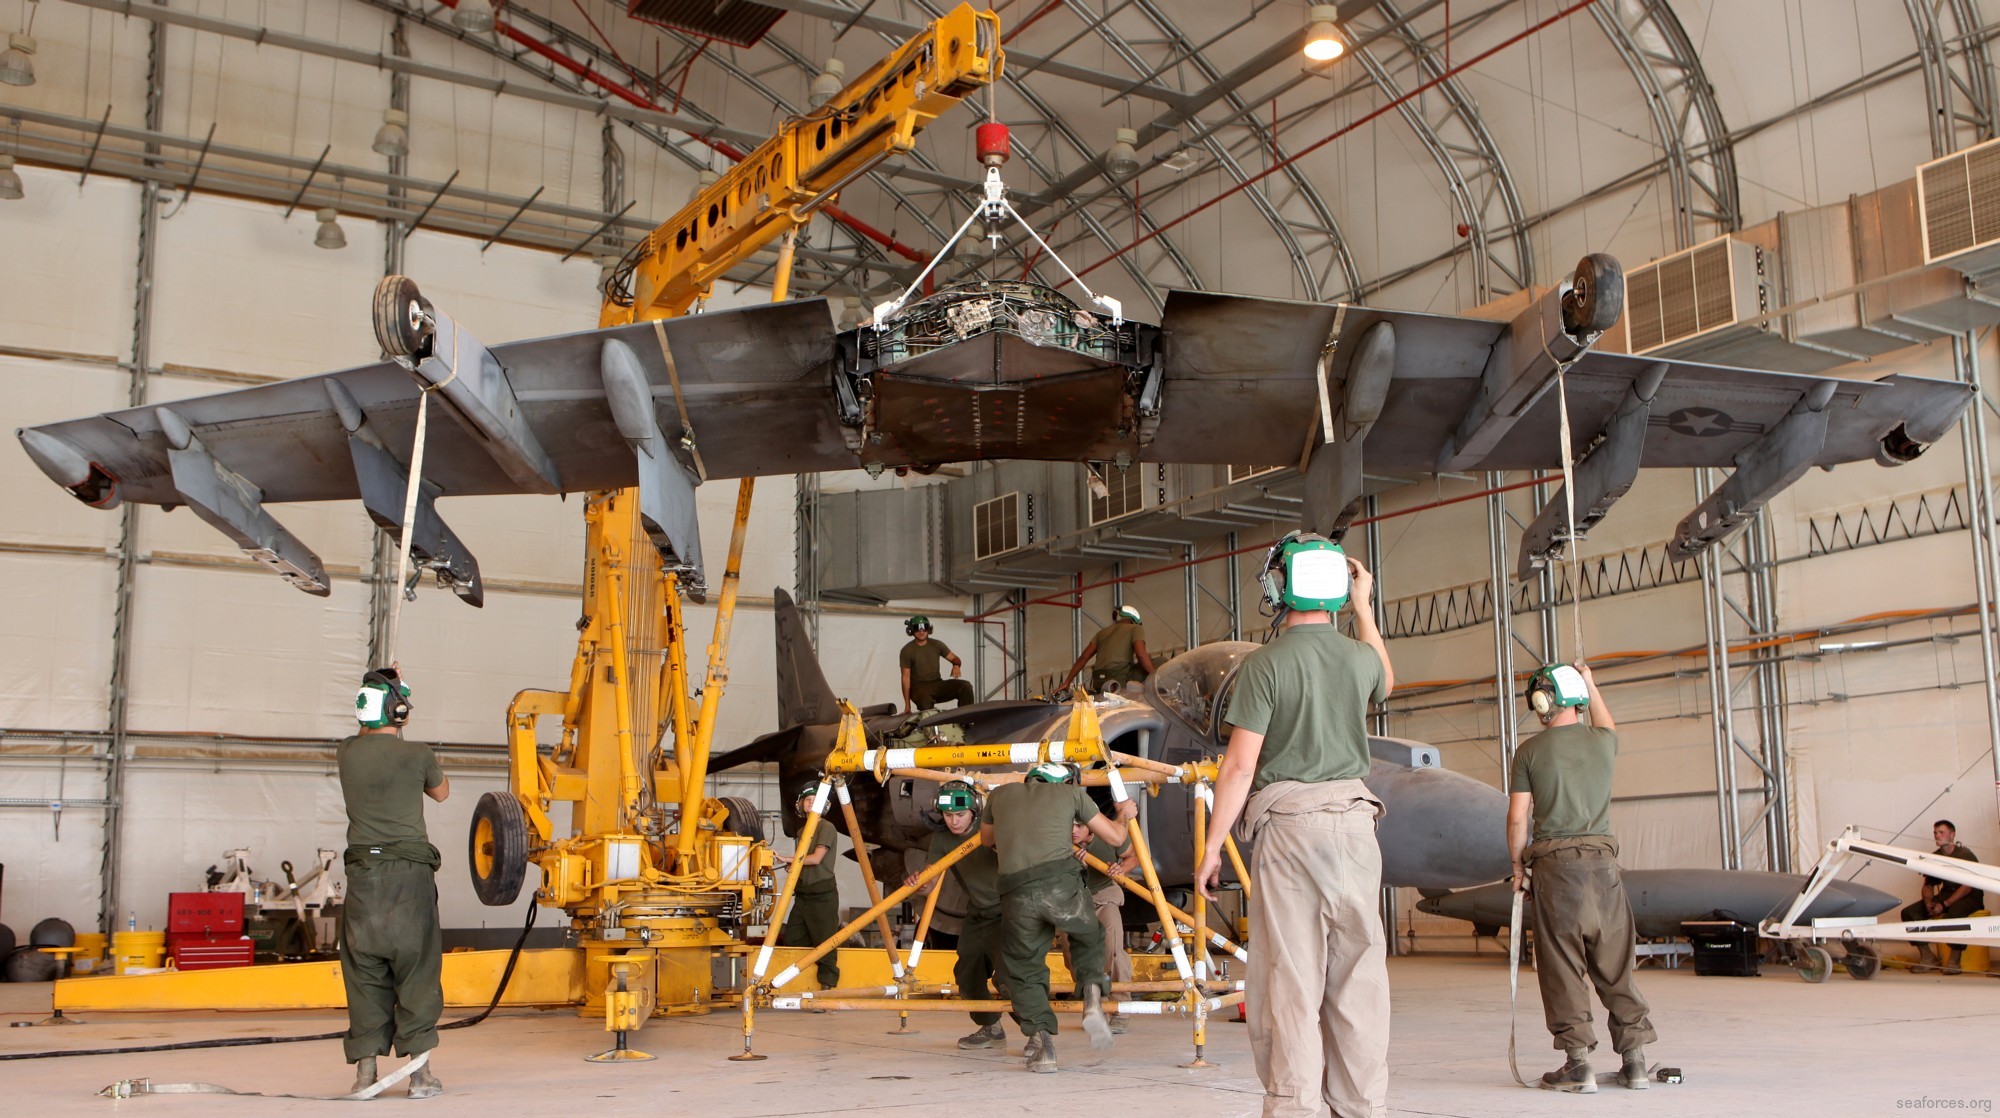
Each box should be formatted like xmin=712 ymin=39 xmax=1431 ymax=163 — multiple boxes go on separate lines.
xmin=1026 ymin=1031 xmax=1058 ymax=1073
xmin=958 ymin=1021 xmax=1007 ymax=1050
xmin=1080 ymin=985 xmax=1114 ymax=1051
xmin=1539 ymin=1049 xmax=1597 ymax=1094
xmin=1618 ymin=1048 xmax=1650 ymax=1090
xmin=349 ymin=1057 xmax=377 ymax=1095
xmin=1941 ymin=947 xmax=1962 ymax=976
xmin=1913 ymin=944 xmax=1940 ymax=973
xmin=407 ymin=1061 xmax=443 ymax=1100
xmin=1108 ymin=1013 xmax=1127 ymax=1035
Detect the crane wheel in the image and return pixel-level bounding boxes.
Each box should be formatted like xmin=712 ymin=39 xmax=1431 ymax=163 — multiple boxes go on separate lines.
xmin=1561 ymin=252 xmax=1624 ymax=338
xmin=1797 ymin=944 xmax=1832 ymax=983
xmin=373 ymin=274 xmax=435 ymax=358
xmin=469 ymin=791 xmax=529 ymax=906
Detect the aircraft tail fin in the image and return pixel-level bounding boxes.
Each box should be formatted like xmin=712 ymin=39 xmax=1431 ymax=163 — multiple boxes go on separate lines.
xmin=774 ymin=587 xmax=842 ymax=729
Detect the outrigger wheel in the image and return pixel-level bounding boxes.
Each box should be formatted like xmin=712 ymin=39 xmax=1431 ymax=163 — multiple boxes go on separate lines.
xmin=469 ymin=791 xmax=529 ymax=906
xmin=1843 ymin=943 xmax=1880 ymax=980
xmin=1796 ymin=944 xmax=1832 ymax=984
xmin=373 ymin=274 xmax=436 ymax=358
xmin=1561 ymin=252 xmax=1624 ymax=338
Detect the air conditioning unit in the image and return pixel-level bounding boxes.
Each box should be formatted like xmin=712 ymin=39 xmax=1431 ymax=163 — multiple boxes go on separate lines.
xmin=1624 ymin=235 xmax=1848 ymax=372
xmin=1918 ymin=138 xmax=2000 ymax=278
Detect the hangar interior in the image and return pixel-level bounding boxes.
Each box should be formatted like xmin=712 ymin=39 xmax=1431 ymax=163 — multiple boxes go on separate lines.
xmin=2 ymin=0 xmax=1998 ymax=1114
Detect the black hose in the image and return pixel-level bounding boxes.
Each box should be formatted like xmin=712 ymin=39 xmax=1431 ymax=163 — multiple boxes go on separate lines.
xmin=0 ymin=901 xmax=538 ymax=1061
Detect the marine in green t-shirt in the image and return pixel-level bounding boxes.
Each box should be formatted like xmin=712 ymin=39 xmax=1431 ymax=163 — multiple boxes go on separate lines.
xmin=1222 ymin=625 xmax=1387 ymax=791
xmin=335 ymin=668 xmax=449 ymax=1098
xmin=1059 ymin=607 xmax=1157 ymax=692
xmin=899 ymin=617 xmax=974 ymax=711
xmin=1080 ymin=834 xmax=1134 ymax=895
xmin=1509 ymin=724 xmax=1617 ymax=841
xmin=983 ymin=780 xmax=1107 ymax=880
xmin=905 ymin=781 xmax=1013 ymax=1046
xmin=779 ymin=789 xmax=843 ymax=988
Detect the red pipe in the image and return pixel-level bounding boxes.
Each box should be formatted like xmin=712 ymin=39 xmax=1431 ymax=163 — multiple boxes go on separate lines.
xmin=435 ymin=1 xmax=932 ymax=264
xmin=1069 ymin=0 xmax=1603 ymax=284
xmin=964 ymin=476 xmax=1547 ymax=621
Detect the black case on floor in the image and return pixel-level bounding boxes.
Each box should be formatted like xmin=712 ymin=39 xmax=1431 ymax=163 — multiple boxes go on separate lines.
xmin=1680 ymin=919 xmax=1762 ymax=976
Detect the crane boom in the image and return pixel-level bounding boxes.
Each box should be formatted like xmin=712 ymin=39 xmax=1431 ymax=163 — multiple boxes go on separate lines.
xmin=605 ymin=3 xmax=1002 ymax=325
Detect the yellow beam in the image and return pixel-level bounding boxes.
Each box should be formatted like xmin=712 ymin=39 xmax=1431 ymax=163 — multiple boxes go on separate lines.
xmin=54 ymin=949 xmax=585 ymax=1012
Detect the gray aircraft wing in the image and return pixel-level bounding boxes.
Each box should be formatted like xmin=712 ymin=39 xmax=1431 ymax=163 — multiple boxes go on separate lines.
xmin=1139 ymin=292 xmax=1973 ymax=571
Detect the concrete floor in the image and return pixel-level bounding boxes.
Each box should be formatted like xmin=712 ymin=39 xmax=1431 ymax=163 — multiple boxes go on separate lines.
xmin=3 ymin=955 xmax=1994 ymax=1116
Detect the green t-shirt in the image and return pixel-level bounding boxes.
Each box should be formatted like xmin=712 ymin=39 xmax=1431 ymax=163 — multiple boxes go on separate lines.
xmin=1223 ymin=624 xmax=1386 ymax=791
xmin=899 ymin=639 xmax=953 ymax=683
xmin=1509 ymin=723 xmax=1617 ymax=841
xmin=1091 ymin=621 xmax=1144 ymax=670
xmin=1082 ymin=834 xmax=1133 ymax=895
xmin=929 ymin=827 xmax=1001 ymax=912
xmin=336 ymin=733 xmax=445 ymax=865
xmin=792 ymin=823 xmax=840 ymax=892
xmin=985 ymin=782 xmax=1103 ymax=878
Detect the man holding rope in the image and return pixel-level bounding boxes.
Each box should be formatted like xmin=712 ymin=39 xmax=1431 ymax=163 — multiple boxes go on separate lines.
xmin=1196 ymin=532 xmax=1393 ymax=1118
xmin=1507 ymin=662 xmax=1656 ymax=1093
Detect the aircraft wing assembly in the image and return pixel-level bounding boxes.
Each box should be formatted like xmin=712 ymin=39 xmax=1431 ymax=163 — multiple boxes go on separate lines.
xmin=18 ymin=259 xmax=1974 ymax=599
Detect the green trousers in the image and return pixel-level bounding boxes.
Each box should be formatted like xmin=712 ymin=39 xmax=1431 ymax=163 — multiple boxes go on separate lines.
xmin=1089 ymin=664 xmax=1143 ymax=690
xmin=956 ymin=907 xmax=1016 ymax=1029
xmin=780 ymin=884 xmax=842 ymax=988
xmin=1001 ymin=860 xmax=1106 ymax=1037
xmin=340 ymin=857 xmax=443 ymax=1062
xmin=911 ymin=678 xmax=976 ymax=710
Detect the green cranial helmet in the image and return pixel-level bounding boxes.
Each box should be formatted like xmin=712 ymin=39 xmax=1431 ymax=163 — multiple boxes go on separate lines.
xmin=1526 ymin=664 xmax=1590 ymax=717
xmin=905 ymin=614 xmax=933 ymax=636
xmin=355 ymin=667 xmax=411 ymax=729
xmin=935 ymin=780 xmax=978 ymax=814
xmin=1025 ymin=761 xmax=1073 ymax=784
xmin=1260 ymin=531 xmax=1350 ymax=613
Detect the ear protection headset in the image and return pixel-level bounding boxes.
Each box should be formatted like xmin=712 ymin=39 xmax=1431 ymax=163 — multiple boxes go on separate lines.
xmin=905 ymin=615 xmax=933 ymax=636
xmin=1026 ymin=761 xmax=1078 ymax=784
xmin=1259 ymin=531 xmax=1352 ymax=614
xmin=355 ymin=667 xmax=412 ymax=729
xmin=1526 ymin=664 xmax=1590 ymax=717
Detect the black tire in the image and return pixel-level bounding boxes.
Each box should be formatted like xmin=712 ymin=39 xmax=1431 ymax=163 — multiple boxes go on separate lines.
xmin=1562 ymin=252 xmax=1624 ymax=337
xmin=1844 ymin=944 xmax=1880 ymax=980
xmin=719 ymin=795 xmax=765 ymax=843
xmin=468 ymin=791 xmax=529 ymax=907
xmin=1798 ymin=944 xmax=1832 ymax=984
xmin=3 ymin=945 xmax=58 ymax=983
xmin=28 ymin=917 xmax=74 ymax=948
xmin=372 ymin=274 xmax=435 ymax=358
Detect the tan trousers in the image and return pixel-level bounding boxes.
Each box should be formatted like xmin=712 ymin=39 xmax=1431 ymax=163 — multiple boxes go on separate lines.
xmin=1525 ymin=836 xmax=1657 ymax=1055
xmin=1247 ymin=800 xmax=1390 ymax=1118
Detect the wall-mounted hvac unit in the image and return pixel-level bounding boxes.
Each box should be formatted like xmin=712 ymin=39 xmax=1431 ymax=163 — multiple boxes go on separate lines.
xmin=1918 ymin=137 xmax=2000 ymax=294
xmin=974 ymin=491 xmax=1030 ymax=559
xmin=1623 ymin=235 xmax=1848 ymax=372
xmin=815 ymin=485 xmax=956 ymax=602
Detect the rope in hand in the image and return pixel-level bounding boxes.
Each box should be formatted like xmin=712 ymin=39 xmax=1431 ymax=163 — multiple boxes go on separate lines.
xmin=1552 ymin=363 xmax=1586 ymax=666
xmin=381 ymin=327 xmax=460 ymax=665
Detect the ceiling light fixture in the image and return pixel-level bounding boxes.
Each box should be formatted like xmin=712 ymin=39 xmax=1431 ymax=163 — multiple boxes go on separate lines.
xmin=452 ymin=0 xmax=497 ymax=34
xmin=809 ymin=59 xmax=845 ymax=108
xmin=314 ymin=207 xmax=347 ymax=250
xmin=1105 ymin=127 xmax=1140 ymax=177
xmin=372 ymin=108 xmax=409 ymax=159
xmin=1303 ymin=6 xmax=1344 ymax=62
xmin=0 ymin=33 xmax=35 ymax=87
xmin=1161 ymin=147 xmax=1201 ymax=173
xmin=0 ymin=154 xmax=22 ymax=200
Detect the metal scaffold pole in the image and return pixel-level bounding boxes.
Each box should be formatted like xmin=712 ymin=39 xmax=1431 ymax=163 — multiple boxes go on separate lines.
xmin=1956 ymin=333 xmax=2000 ymax=819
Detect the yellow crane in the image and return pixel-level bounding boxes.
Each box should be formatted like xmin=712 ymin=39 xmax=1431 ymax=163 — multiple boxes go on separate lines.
xmin=468 ymin=4 xmax=1003 ymax=1058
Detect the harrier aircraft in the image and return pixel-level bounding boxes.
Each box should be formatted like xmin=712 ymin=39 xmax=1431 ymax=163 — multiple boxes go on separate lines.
xmin=714 ymin=590 xmax=1899 ymax=931
xmin=15 ymin=257 xmax=1976 ymax=597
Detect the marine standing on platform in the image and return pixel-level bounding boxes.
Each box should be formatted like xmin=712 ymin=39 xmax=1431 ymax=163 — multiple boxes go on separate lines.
xmin=1196 ymin=532 xmax=1393 ymax=1118
xmin=778 ymin=786 xmax=843 ymax=991
xmin=337 ymin=667 xmax=449 ymax=1099
xmin=1058 ymin=606 xmax=1156 ymax=693
xmin=900 ymin=615 xmax=975 ymax=712
xmin=905 ymin=779 xmax=1019 ymax=1049
xmin=1506 ymin=661 xmax=1657 ymax=1093
xmin=982 ymin=763 xmax=1135 ymax=1073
